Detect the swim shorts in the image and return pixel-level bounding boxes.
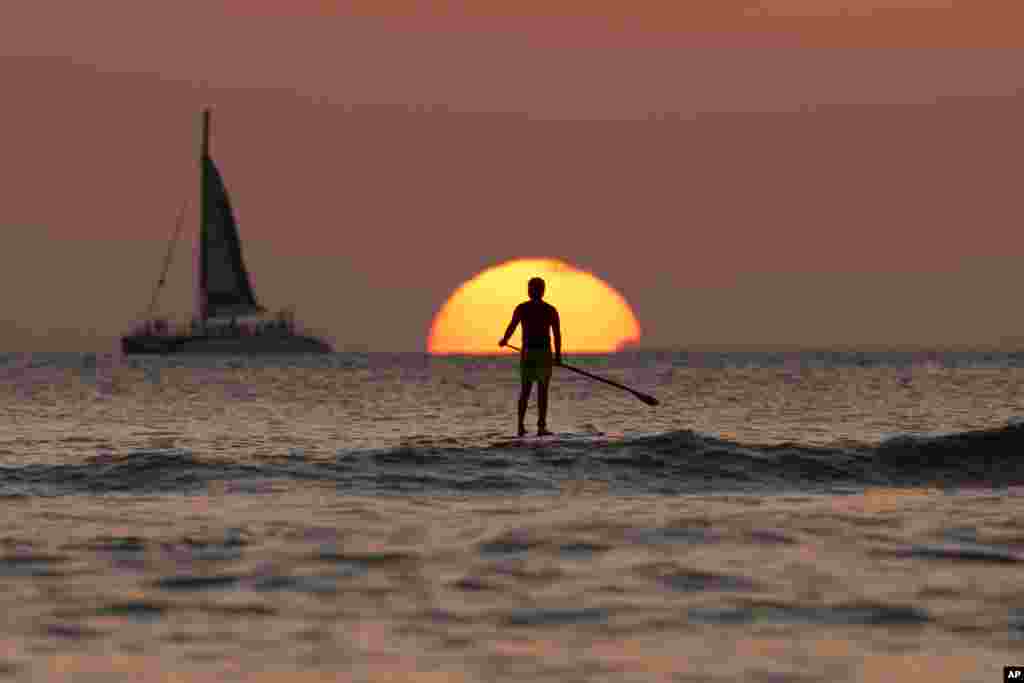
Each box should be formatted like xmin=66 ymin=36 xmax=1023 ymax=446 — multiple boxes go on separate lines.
xmin=520 ymin=348 xmax=554 ymax=383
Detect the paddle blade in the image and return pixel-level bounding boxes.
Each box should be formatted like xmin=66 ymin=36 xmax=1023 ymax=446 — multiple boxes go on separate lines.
xmin=635 ymin=392 xmax=660 ymax=406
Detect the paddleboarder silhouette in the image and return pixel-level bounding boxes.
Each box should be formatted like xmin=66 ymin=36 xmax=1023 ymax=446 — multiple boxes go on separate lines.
xmin=499 ymin=277 xmax=562 ymax=437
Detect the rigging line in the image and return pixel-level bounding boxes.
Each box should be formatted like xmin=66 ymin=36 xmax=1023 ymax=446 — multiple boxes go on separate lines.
xmin=143 ymin=198 xmax=190 ymax=320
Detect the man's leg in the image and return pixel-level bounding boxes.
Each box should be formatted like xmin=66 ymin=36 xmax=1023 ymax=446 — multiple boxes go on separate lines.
xmin=537 ymin=378 xmax=551 ymax=435
xmin=518 ymin=380 xmax=533 ymax=436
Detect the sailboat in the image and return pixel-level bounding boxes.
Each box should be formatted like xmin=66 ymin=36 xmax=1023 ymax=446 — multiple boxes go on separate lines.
xmin=121 ymin=109 xmax=333 ymax=354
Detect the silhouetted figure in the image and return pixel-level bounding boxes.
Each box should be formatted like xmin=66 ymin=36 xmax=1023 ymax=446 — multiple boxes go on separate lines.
xmin=499 ymin=277 xmax=562 ymax=437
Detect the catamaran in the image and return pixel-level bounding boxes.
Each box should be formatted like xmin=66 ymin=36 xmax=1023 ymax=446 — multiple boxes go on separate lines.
xmin=121 ymin=109 xmax=332 ymax=354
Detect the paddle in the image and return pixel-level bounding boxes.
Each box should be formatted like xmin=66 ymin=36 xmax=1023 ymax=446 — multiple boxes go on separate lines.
xmin=505 ymin=344 xmax=659 ymax=406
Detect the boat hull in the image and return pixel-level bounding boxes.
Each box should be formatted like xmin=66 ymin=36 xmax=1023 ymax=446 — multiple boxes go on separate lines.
xmin=120 ymin=333 xmax=333 ymax=355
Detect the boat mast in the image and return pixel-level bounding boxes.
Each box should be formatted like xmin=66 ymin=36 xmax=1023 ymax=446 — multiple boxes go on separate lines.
xmin=202 ymin=108 xmax=211 ymax=157
xmin=198 ymin=108 xmax=211 ymax=321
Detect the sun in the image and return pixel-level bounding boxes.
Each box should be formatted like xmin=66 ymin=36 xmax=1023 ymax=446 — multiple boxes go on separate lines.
xmin=427 ymin=257 xmax=641 ymax=354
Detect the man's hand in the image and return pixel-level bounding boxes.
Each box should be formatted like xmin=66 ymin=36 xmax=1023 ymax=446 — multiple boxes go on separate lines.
xmin=498 ymin=339 xmax=507 ymax=347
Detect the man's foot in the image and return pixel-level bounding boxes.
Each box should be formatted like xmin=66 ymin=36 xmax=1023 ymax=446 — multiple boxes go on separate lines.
xmin=537 ymin=427 xmax=554 ymax=437
xmin=518 ymin=425 xmax=527 ymax=437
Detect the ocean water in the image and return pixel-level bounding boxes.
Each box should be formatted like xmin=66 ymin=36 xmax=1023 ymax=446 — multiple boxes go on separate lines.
xmin=1 ymin=350 xmax=1023 ymax=681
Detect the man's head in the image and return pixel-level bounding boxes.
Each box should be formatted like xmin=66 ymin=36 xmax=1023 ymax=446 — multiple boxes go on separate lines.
xmin=528 ymin=277 xmax=545 ymax=301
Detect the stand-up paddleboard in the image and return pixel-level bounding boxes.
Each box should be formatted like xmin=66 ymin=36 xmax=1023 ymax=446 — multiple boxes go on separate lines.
xmin=491 ymin=431 xmax=621 ymax=448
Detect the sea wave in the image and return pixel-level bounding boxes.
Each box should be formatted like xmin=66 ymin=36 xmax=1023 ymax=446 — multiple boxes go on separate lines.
xmin=3 ymin=422 xmax=1024 ymax=496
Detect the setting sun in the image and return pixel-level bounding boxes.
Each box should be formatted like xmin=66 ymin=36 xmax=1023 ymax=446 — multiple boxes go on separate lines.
xmin=427 ymin=258 xmax=641 ymax=354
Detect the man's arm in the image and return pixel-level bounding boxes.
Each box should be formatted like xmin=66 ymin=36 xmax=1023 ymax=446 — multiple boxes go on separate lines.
xmin=499 ymin=305 xmax=521 ymax=347
xmin=552 ymin=308 xmax=561 ymax=363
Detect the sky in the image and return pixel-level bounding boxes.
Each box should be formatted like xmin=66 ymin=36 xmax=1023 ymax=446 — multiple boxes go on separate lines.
xmin=3 ymin=1 xmax=1024 ymax=351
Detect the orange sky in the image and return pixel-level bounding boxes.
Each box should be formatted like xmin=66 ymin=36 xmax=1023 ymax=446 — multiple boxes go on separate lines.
xmin=220 ymin=0 xmax=1024 ymax=48
xmin=2 ymin=2 xmax=1024 ymax=351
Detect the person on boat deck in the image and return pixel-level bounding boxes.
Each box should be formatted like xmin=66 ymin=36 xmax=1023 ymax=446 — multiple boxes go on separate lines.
xmin=499 ymin=277 xmax=562 ymax=437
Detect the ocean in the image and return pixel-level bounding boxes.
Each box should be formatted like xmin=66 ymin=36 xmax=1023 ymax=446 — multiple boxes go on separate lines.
xmin=1 ymin=350 xmax=1022 ymax=681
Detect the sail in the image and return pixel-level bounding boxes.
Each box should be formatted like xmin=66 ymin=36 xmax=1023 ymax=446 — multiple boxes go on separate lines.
xmin=199 ymin=153 xmax=263 ymax=319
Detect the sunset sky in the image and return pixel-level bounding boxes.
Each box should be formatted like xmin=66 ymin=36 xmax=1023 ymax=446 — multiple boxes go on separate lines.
xmin=3 ymin=1 xmax=1024 ymax=351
